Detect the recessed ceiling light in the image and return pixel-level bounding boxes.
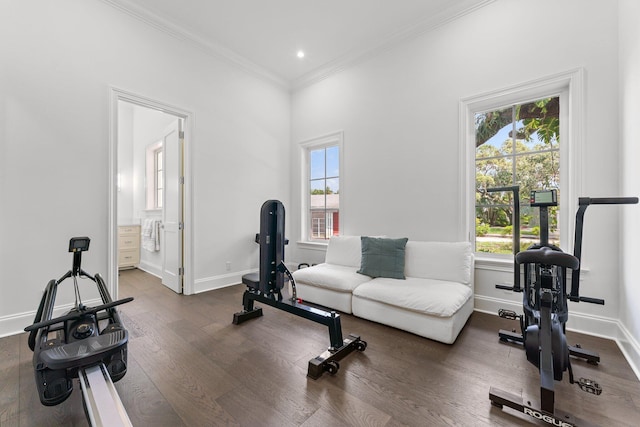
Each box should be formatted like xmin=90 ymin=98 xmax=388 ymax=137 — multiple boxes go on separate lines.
xmin=297 ymin=50 xmax=305 ymax=59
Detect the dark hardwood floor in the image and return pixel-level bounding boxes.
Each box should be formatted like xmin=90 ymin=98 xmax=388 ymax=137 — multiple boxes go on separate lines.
xmin=2 ymin=268 xmax=639 ymax=426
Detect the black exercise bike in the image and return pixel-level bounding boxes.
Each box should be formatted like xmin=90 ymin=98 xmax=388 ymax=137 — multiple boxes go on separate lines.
xmin=487 ymin=188 xmax=637 ymax=427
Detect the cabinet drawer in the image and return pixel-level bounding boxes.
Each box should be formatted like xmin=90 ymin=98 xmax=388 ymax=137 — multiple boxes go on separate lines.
xmin=119 ymin=226 xmax=139 ymax=235
xmin=118 ymin=248 xmax=139 ymax=267
xmin=118 ymin=235 xmax=139 ymax=250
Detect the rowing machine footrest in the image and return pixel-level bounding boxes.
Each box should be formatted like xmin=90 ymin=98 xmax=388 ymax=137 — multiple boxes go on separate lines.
xmin=39 ymin=329 xmax=128 ymax=370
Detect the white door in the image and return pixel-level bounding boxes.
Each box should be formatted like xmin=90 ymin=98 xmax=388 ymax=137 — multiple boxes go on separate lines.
xmin=161 ymin=120 xmax=183 ymax=293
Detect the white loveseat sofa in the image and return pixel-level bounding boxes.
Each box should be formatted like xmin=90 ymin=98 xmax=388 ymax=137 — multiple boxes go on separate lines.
xmin=291 ymin=236 xmax=474 ymax=344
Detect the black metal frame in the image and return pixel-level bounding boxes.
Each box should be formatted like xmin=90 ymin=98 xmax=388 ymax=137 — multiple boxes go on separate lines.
xmin=24 ymin=237 xmax=133 ymax=407
xmin=488 ymin=190 xmax=638 ymax=426
xmin=232 ymin=200 xmax=366 ymax=379
xmin=233 ymin=288 xmax=365 ymax=379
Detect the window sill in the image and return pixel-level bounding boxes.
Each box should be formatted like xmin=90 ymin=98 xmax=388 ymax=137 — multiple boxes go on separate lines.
xmin=296 ymin=240 xmax=329 ymax=251
xmin=474 ymin=254 xmax=515 ymax=272
xmin=474 ymin=252 xmax=589 ymax=275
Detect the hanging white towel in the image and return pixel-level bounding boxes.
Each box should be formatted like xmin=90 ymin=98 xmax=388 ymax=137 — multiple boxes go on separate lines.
xmin=142 ymin=219 xmax=160 ymax=252
xmin=142 ymin=218 xmax=153 ymax=237
xmin=152 ymin=220 xmax=161 ymax=251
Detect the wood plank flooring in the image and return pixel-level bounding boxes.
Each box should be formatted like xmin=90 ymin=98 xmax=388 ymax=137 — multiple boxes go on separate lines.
xmin=1 ymin=268 xmax=639 ymax=426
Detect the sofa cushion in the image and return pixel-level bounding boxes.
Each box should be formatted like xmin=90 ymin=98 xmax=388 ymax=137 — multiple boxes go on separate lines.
xmin=292 ymin=263 xmax=371 ymax=292
xmin=352 ymin=277 xmax=473 ymax=318
xmin=357 ymin=237 xmax=408 ymax=279
xmin=404 ymin=241 xmax=472 ymax=285
xmin=325 ymin=236 xmax=363 ymax=268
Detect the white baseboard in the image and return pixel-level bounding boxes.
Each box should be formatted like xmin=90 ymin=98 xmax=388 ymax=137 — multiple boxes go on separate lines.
xmin=194 ymin=263 xmax=299 ymax=295
xmin=615 ymin=322 xmax=640 ymax=381
xmin=0 ymin=310 xmax=38 ymax=338
xmin=474 ymin=295 xmax=640 ymax=381
xmin=194 ymin=269 xmax=257 ymax=294
xmin=137 ymin=261 xmax=162 ymax=278
xmin=473 ymin=294 xmax=521 ymax=316
xmin=0 ymin=298 xmax=102 ymax=339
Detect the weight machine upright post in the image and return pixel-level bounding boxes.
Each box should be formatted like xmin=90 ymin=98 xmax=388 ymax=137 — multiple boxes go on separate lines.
xmin=328 ymin=311 xmax=344 ymax=350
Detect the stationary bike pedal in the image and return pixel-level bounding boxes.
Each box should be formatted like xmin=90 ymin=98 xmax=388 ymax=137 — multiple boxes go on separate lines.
xmin=498 ymin=309 xmax=520 ymax=320
xmin=578 ymin=377 xmax=602 ymax=395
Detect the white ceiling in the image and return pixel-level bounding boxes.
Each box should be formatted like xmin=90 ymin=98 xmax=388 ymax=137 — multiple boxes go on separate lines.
xmin=103 ymin=0 xmax=493 ymax=88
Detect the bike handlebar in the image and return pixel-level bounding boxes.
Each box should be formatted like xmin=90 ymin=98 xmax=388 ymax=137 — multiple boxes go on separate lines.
xmin=486 ymin=186 xmax=520 ymax=193
xmin=25 ymin=297 xmax=133 ymax=332
xmin=579 ymin=197 xmax=639 ymax=206
xmin=569 ymin=296 xmax=605 ymax=305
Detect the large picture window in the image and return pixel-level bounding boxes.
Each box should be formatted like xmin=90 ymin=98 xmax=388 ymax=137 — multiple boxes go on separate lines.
xmin=475 ymin=97 xmax=560 ymax=254
xmin=460 ymin=69 xmax=584 ymax=261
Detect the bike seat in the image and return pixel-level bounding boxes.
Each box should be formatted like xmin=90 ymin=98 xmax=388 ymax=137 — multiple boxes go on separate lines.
xmin=516 ymin=247 xmax=579 ymax=270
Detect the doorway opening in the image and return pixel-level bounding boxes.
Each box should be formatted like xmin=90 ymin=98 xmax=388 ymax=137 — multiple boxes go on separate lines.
xmin=109 ymin=88 xmax=193 ymax=298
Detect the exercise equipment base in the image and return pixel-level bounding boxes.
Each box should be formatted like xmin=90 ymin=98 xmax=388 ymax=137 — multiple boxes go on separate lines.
xmin=498 ymin=329 xmax=601 ymax=365
xmin=498 ymin=329 xmax=523 ymax=344
xmin=569 ymin=345 xmax=600 ymax=365
xmin=233 ymin=290 xmax=366 ymax=379
xmin=307 ymin=334 xmax=363 ymax=380
xmin=489 ymin=386 xmax=599 ymax=427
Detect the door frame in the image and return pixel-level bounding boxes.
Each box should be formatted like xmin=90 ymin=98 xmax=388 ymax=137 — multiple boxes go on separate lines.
xmin=108 ymin=87 xmax=194 ymax=297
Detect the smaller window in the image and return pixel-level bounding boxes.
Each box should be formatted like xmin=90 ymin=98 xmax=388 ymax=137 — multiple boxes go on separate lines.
xmin=154 ymin=148 xmax=163 ymax=208
xmin=145 ymin=141 xmax=163 ymax=210
xmin=300 ymin=132 xmax=343 ymax=243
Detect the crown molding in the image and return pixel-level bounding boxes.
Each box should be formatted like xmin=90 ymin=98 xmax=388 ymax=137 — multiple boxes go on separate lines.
xmin=291 ymin=0 xmax=496 ymax=91
xmin=99 ymin=0 xmax=495 ymax=93
xmin=98 ymin=0 xmax=290 ymax=90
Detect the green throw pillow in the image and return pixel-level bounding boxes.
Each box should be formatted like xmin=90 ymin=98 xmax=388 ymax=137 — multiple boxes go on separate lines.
xmin=357 ymin=236 xmax=408 ymax=279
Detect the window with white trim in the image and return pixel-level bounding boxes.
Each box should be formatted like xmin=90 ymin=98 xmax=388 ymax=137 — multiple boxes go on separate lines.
xmin=145 ymin=141 xmax=163 ymax=210
xmin=300 ymin=132 xmax=343 ymax=242
xmin=475 ymin=97 xmax=560 ymax=254
xmin=460 ymin=70 xmax=583 ymax=259
xmin=154 ymin=147 xmax=163 ymax=209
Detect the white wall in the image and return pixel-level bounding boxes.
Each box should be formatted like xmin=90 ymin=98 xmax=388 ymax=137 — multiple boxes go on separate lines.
xmin=619 ymin=0 xmax=640 ymax=375
xmin=290 ymin=0 xmax=623 ymax=335
xmin=117 ymin=102 xmax=135 ymax=224
xmin=0 ymin=0 xmax=290 ymax=336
